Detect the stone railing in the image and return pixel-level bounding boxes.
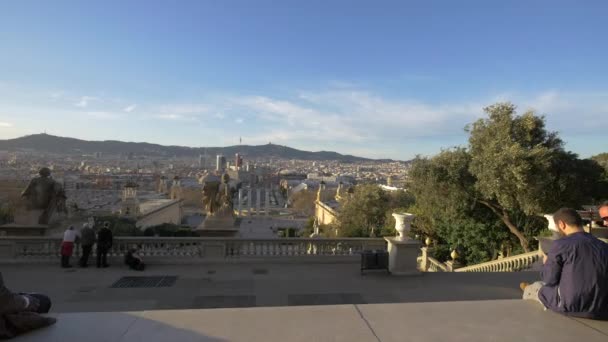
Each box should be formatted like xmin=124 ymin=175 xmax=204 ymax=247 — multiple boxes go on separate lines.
xmin=0 ymin=237 xmax=387 ymax=263
xmin=454 ymin=250 xmax=542 ymax=272
xmin=426 ymin=256 xmax=449 ymax=272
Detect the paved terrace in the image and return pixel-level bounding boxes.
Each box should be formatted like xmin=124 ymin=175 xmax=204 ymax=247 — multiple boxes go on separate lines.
xmin=3 ymin=263 xmax=608 ymax=341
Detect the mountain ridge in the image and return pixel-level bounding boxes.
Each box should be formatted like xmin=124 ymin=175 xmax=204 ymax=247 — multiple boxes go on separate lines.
xmin=0 ymin=134 xmax=396 ymax=162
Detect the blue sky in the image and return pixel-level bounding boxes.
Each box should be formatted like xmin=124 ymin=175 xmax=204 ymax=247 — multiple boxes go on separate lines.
xmin=0 ymin=0 xmax=607 ymax=160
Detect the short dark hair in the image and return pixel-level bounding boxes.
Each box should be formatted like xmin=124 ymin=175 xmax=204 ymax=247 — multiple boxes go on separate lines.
xmin=599 ymin=201 xmax=608 ymax=209
xmin=553 ymin=208 xmax=583 ymax=228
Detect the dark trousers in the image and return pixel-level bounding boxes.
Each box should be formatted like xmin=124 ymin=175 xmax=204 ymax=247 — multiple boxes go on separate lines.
xmin=80 ymin=245 xmax=93 ymax=266
xmin=96 ymin=247 xmax=109 ymax=267
xmin=60 ymin=255 xmax=71 ymax=267
xmin=127 ymin=259 xmax=145 ymax=271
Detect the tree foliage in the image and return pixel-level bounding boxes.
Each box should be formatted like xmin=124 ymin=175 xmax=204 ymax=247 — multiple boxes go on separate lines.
xmin=409 ymin=102 xmax=606 ymax=257
xmin=289 ymin=190 xmax=317 ymax=217
xmin=334 ymin=185 xmax=414 ymax=237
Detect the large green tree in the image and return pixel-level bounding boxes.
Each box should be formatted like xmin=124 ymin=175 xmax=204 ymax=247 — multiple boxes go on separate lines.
xmin=410 ymin=102 xmax=606 ymax=254
xmin=334 ymin=185 xmax=414 ymax=237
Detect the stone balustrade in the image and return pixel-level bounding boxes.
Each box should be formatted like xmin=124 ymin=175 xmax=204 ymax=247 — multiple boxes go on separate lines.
xmin=454 ymin=250 xmax=542 ymax=272
xmin=0 ymin=236 xmax=387 ymax=263
xmin=426 ymin=256 xmax=449 ymax=272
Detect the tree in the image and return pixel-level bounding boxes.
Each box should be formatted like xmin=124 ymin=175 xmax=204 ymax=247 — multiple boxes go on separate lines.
xmin=408 ymin=149 xmax=516 ymax=264
xmin=468 ymin=103 xmax=603 ymax=252
xmin=409 ymin=102 xmax=606 ymax=255
xmin=334 ymin=185 xmax=414 ymax=237
xmin=289 ymin=190 xmax=317 ymax=217
xmin=591 ymin=153 xmax=608 ymax=172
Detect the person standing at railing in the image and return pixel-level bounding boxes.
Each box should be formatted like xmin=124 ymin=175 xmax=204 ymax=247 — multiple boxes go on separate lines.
xmin=60 ymin=225 xmax=80 ymax=268
xmin=96 ymin=221 xmax=113 ymax=268
xmin=520 ymin=208 xmax=608 ymax=320
xmin=79 ymin=223 xmax=96 ymax=268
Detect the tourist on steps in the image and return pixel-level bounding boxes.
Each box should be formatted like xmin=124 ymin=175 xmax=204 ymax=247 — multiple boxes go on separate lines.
xmin=521 ymin=208 xmax=608 ymax=320
xmin=60 ymin=225 xmax=79 ymax=268
xmin=96 ymin=221 xmax=113 ymax=268
xmin=79 ymin=222 xmax=96 ymax=268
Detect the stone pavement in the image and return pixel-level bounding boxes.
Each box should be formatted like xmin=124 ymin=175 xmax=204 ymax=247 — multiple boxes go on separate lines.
xmin=3 ymin=262 xmax=538 ymax=313
xmin=13 ymin=300 xmax=608 ymax=342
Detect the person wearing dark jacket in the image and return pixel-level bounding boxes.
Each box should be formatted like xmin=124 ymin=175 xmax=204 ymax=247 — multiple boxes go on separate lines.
xmin=125 ymin=245 xmax=145 ymax=271
xmin=0 ymin=272 xmax=55 ymax=339
xmin=522 ymin=208 xmax=608 ymax=320
xmin=79 ymin=223 xmax=96 ymax=267
xmin=96 ymin=221 xmax=113 ymax=268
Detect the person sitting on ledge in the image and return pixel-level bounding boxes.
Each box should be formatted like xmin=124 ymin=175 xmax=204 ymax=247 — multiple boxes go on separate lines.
xmin=0 ymin=272 xmax=55 ymax=339
xmin=125 ymin=245 xmax=145 ymax=271
xmin=521 ymin=208 xmax=608 ymax=320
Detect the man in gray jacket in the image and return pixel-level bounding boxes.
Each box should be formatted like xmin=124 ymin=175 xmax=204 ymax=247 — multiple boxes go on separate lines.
xmin=79 ymin=223 xmax=96 ymax=268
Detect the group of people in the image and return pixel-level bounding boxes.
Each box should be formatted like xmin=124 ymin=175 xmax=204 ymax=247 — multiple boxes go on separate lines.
xmin=60 ymin=221 xmax=113 ymax=268
xmin=60 ymin=221 xmax=146 ymax=271
xmin=521 ymin=203 xmax=608 ymax=320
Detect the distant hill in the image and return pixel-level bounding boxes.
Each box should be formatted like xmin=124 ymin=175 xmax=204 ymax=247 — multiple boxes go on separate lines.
xmin=0 ymin=134 xmax=394 ymax=162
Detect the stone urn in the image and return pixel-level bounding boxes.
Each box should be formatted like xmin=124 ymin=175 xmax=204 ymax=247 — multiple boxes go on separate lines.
xmin=392 ymin=213 xmax=415 ymax=241
xmin=537 ymin=214 xmax=561 ymax=254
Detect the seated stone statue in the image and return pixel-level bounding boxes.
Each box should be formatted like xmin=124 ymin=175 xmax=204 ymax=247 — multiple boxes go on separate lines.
xmin=20 ymin=167 xmax=67 ymax=224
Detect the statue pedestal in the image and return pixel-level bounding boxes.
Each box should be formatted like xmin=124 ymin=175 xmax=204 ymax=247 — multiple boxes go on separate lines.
xmin=13 ymin=208 xmax=45 ymax=226
xmin=0 ymin=223 xmax=49 ymax=236
xmin=195 ymin=215 xmax=239 ymax=237
xmin=384 ymin=237 xmax=421 ymax=276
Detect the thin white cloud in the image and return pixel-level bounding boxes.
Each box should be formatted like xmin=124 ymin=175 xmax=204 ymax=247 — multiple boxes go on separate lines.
xmin=159 ymin=104 xmax=208 ymax=114
xmin=123 ymin=104 xmax=137 ymax=112
xmin=74 ymin=96 xmax=98 ymax=108
xmin=157 ymin=114 xmax=198 ymax=122
xmin=0 ymin=121 xmax=13 ymax=127
xmin=235 ymin=118 xmax=244 ymax=124
xmin=86 ymin=111 xmax=121 ymax=120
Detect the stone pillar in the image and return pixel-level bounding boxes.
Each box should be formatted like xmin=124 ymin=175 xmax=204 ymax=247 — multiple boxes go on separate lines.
xmin=248 ymin=188 xmax=253 ymax=216
xmin=445 ymin=249 xmax=462 ymax=272
xmin=384 ymin=212 xmax=420 ymax=275
xmin=265 ymin=188 xmax=270 ymax=217
xmin=238 ymin=188 xmax=243 ymax=217
xmin=256 ymin=188 xmax=261 ymax=216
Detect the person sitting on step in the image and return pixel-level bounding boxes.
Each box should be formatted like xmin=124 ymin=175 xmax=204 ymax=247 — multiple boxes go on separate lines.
xmin=521 ymin=208 xmax=608 ymax=320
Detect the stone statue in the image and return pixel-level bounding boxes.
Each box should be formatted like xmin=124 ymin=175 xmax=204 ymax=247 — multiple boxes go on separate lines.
xmin=215 ymin=173 xmax=234 ymax=217
xmin=201 ymin=174 xmax=221 ymax=215
xmin=20 ymin=167 xmax=67 ymax=224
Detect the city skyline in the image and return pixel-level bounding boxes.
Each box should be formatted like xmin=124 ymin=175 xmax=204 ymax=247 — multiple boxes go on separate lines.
xmin=1 ymin=1 xmax=607 ymax=159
